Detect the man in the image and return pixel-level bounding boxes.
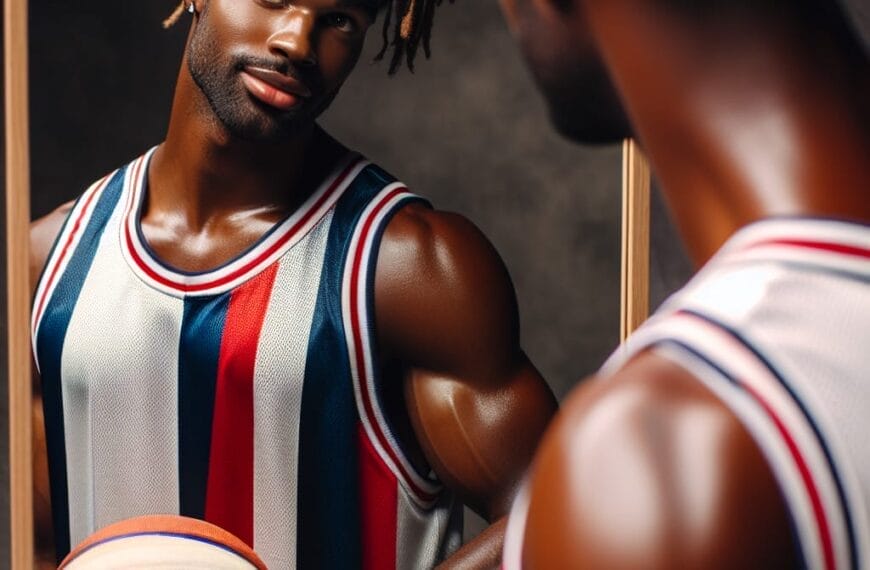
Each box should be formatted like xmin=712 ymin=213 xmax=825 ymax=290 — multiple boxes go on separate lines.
xmin=29 ymin=1 xmax=557 ymax=568
xmin=498 ymin=0 xmax=870 ymax=567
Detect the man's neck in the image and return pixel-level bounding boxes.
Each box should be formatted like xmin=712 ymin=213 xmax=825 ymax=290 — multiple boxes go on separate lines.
xmin=148 ymin=56 xmax=337 ymax=232
xmin=587 ymin=1 xmax=870 ymax=264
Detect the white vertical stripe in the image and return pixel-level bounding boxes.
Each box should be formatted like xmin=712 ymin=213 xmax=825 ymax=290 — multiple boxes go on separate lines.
xmin=32 ymin=173 xmax=117 ymax=358
xmin=252 ymin=214 xmax=333 ymax=569
xmin=61 ymin=208 xmax=183 ymax=546
xmin=396 ymin=488 xmax=461 ymax=570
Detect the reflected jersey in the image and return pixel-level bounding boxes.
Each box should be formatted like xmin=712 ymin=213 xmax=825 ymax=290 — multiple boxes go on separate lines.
xmin=32 ymin=148 xmax=463 ymax=569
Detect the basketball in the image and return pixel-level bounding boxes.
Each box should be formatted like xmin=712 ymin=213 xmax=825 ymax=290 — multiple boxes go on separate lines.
xmin=58 ymin=514 xmax=268 ymax=569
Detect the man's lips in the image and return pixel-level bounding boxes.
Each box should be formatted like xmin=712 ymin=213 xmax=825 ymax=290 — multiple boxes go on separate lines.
xmin=240 ymin=67 xmax=311 ymax=111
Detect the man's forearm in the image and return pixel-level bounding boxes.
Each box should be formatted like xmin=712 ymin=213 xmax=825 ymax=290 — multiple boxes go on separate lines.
xmin=438 ymin=517 xmax=507 ymax=570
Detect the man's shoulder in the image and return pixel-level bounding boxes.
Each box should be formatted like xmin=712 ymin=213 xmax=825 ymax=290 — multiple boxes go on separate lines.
xmin=521 ymin=352 xmax=799 ymax=568
xmin=352 ymin=156 xmax=506 ymax=284
xmin=373 ymin=195 xmax=521 ymax=371
xmin=379 ymin=201 xmax=511 ymax=297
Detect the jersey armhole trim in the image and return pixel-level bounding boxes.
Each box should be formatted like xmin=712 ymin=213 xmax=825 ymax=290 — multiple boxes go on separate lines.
xmin=341 ymin=182 xmax=441 ymax=508
xmin=30 ymin=169 xmax=120 ymax=370
xmin=631 ymin=310 xmax=856 ymax=570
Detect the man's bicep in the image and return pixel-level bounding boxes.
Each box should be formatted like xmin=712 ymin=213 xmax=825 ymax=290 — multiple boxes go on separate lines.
xmin=405 ymin=359 xmax=556 ymax=520
xmin=375 ymin=207 xmax=556 ymax=518
xmin=376 ymin=206 xmax=525 ymax=379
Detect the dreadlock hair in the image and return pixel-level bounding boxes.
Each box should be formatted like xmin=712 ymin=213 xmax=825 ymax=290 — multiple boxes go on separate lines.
xmin=163 ymin=0 xmax=454 ymax=74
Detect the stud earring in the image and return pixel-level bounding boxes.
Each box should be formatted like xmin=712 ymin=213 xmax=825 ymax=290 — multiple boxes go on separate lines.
xmin=188 ymin=3 xmax=196 ymax=14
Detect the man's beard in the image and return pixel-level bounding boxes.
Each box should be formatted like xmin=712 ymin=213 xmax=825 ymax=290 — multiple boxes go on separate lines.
xmin=186 ymin=9 xmax=317 ymax=142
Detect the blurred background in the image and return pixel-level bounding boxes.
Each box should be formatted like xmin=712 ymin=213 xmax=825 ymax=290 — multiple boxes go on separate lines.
xmin=1 ymin=0 xmax=868 ymax=562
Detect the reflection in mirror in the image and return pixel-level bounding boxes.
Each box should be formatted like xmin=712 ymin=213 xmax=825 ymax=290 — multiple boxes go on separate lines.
xmin=20 ymin=0 xmax=699 ymax=565
xmin=26 ymin=1 xmax=623 ymax=560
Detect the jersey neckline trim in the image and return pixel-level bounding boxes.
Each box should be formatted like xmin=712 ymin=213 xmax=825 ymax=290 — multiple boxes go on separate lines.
xmin=120 ymin=147 xmax=369 ymax=298
xmin=714 ymin=218 xmax=870 ymax=279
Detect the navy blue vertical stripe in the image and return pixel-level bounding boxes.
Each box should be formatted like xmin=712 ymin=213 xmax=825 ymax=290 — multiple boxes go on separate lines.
xmin=297 ymin=171 xmax=374 ymax=569
xmin=177 ymin=293 xmax=230 ymax=519
xmin=297 ymin=165 xmax=429 ymax=568
xmin=35 ymin=168 xmax=127 ymax=562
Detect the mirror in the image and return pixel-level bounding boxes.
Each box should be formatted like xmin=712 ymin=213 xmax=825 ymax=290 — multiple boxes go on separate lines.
xmin=7 ymin=0 xmax=705 ymax=565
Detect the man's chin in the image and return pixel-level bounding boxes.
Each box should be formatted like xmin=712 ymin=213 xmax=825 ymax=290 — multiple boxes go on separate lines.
xmin=214 ymin=105 xmax=314 ymax=143
xmin=226 ymin=122 xmax=310 ymax=144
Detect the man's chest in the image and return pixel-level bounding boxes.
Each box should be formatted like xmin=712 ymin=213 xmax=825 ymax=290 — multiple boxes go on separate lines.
xmin=54 ymin=247 xmax=332 ymax=410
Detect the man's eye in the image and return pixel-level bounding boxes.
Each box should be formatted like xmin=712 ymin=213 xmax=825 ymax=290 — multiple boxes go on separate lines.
xmin=324 ymin=13 xmax=357 ymax=33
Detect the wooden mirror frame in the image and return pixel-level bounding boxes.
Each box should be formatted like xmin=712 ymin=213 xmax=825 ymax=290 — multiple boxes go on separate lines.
xmin=621 ymin=139 xmax=651 ymax=342
xmin=5 ymin=0 xmax=33 ymax=567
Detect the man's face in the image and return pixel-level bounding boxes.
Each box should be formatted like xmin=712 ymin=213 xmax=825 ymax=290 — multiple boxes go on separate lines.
xmin=187 ymin=0 xmax=376 ymax=142
xmin=499 ymin=0 xmax=630 ymax=143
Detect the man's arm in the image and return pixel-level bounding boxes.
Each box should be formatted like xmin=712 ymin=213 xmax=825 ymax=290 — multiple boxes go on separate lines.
xmin=376 ymin=204 xmax=558 ymax=569
xmin=519 ymin=351 xmax=800 ymax=569
xmin=30 ymin=201 xmax=74 ymax=568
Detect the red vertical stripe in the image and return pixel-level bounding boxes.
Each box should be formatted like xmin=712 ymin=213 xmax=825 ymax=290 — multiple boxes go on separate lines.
xmin=205 ymin=264 xmax=279 ymax=547
xmin=359 ymin=424 xmax=398 ymax=570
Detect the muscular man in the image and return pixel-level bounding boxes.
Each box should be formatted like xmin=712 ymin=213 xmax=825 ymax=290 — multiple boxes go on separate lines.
xmin=498 ymin=0 xmax=870 ymax=567
xmin=29 ymin=1 xmax=557 ymax=567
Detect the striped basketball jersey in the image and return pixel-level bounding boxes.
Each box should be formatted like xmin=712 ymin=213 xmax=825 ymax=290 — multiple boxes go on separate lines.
xmin=32 ymin=147 xmax=463 ymax=569
xmin=504 ymin=218 xmax=870 ymax=570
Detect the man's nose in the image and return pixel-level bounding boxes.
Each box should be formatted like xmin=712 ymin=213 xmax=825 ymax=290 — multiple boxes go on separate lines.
xmin=267 ymin=8 xmax=317 ymax=66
